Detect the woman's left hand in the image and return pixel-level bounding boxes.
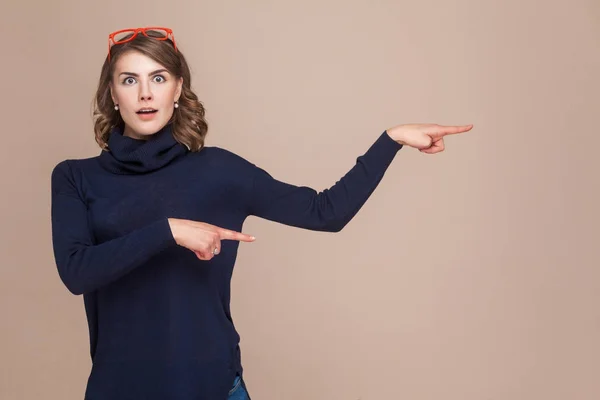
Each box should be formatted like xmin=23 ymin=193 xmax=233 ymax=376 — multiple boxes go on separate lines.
xmin=386 ymin=123 xmax=474 ymax=154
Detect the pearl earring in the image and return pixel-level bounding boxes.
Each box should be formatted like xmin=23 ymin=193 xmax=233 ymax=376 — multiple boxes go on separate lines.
xmin=174 ymin=101 xmax=179 ymax=109
xmin=114 ymin=104 xmax=119 ymax=111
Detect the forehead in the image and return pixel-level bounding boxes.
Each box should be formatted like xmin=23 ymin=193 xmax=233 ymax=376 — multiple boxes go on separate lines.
xmin=114 ymin=51 xmax=168 ymax=73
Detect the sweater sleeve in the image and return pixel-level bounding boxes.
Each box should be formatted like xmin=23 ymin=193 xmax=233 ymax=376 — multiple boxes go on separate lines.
xmin=50 ymin=160 xmax=177 ymax=295
xmin=247 ymin=130 xmax=403 ymax=232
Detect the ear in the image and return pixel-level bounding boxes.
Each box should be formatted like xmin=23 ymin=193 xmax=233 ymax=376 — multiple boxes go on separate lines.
xmin=175 ymin=77 xmax=183 ymax=101
xmin=109 ymin=84 xmax=116 ymax=104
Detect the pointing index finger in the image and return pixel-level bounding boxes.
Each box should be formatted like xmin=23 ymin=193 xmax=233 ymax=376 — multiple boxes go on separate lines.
xmin=218 ymin=228 xmax=256 ymax=242
xmin=440 ymin=124 xmax=474 ymax=135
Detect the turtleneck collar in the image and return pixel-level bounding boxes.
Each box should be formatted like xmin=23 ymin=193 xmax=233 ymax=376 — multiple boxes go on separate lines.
xmin=98 ymin=123 xmax=189 ymax=174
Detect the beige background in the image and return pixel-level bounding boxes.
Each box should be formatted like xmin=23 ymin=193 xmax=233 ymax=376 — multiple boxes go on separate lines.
xmin=2 ymin=0 xmax=599 ymax=399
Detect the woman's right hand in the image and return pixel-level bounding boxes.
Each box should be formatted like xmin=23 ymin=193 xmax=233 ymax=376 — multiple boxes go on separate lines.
xmin=167 ymin=218 xmax=256 ymax=261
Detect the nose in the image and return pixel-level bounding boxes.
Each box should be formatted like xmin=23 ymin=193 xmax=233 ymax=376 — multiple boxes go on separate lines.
xmin=139 ymin=81 xmax=153 ymax=102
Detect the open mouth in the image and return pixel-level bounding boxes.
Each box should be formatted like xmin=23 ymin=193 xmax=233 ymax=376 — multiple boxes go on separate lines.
xmin=136 ymin=109 xmax=158 ymax=114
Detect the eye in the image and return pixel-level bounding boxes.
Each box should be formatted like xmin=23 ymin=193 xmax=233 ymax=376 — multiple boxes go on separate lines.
xmin=123 ymin=77 xmax=136 ymax=85
xmin=153 ymin=75 xmax=166 ymax=83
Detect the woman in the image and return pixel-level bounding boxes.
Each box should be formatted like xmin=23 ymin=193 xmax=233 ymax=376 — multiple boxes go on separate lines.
xmin=50 ymin=27 xmax=473 ymax=400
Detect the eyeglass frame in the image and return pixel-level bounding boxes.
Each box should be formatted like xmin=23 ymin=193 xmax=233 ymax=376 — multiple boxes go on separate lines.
xmin=107 ymin=27 xmax=178 ymax=61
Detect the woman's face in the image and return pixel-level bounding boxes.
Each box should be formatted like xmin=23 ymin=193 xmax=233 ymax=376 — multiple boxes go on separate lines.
xmin=110 ymin=51 xmax=183 ymax=140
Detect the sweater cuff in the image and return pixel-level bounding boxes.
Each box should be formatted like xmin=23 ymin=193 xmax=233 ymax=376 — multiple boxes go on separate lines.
xmin=359 ymin=130 xmax=403 ymax=166
xmin=145 ymin=217 xmax=178 ymax=252
xmin=381 ymin=130 xmax=404 ymax=151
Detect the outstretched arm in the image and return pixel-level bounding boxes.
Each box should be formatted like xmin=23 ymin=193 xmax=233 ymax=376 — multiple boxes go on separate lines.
xmin=246 ymin=123 xmax=474 ymax=232
xmin=247 ymin=130 xmax=403 ymax=232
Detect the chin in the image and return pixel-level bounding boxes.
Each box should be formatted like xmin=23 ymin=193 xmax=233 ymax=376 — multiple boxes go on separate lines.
xmin=125 ymin=120 xmax=169 ymax=138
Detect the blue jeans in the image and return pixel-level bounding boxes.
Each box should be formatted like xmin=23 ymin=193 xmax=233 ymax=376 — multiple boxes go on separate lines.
xmin=227 ymin=374 xmax=251 ymax=400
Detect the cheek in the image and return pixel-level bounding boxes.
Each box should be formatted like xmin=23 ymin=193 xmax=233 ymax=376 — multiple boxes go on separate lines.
xmin=114 ymin=89 xmax=136 ymax=107
xmin=162 ymin=86 xmax=178 ymax=104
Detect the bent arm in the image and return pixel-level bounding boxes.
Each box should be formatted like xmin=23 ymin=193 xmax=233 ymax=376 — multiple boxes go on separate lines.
xmin=247 ymin=130 xmax=403 ymax=232
xmin=50 ymin=161 xmax=176 ymax=295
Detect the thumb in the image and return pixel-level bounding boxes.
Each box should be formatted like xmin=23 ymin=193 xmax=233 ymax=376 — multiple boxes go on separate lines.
xmin=411 ymin=132 xmax=433 ymax=149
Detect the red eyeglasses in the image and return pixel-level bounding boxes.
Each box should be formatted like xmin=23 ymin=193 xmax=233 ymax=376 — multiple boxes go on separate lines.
xmin=108 ymin=27 xmax=177 ymax=61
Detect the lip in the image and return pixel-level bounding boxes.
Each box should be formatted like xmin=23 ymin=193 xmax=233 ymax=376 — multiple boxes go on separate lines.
xmin=136 ymin=109 xmax=158 ymax=120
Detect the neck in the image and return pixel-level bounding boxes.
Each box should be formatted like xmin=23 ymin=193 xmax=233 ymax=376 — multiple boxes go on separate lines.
xmin=123 ymin=125 xmax=152 ymax=141
xmin=98 ymin=122 xmax=189 ymax=174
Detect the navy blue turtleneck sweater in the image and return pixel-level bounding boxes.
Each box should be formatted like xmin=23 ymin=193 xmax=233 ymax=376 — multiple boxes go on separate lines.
xmin=50 ymin=123 xmax=403 ymax=399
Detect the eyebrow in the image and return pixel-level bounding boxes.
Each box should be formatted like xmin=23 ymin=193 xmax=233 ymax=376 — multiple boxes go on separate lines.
xmin=118 ymin=68 xmax=169 ymax=77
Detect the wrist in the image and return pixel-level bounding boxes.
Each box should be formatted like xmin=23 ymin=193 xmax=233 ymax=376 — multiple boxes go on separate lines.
xmin=167 ymin=218 xmax=181 ymax=245
xmin=385 ymin=127 xmax=406 ymax=145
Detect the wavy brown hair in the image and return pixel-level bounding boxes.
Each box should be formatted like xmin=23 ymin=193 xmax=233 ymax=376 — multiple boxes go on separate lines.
xmin=92 ymin=30 xmax=208 ymax=152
